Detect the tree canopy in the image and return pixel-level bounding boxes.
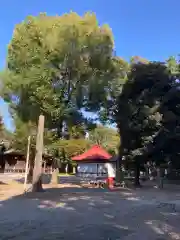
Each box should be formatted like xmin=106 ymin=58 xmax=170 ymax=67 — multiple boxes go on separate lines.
xmin=1 ymin=12 xmax=126 ymax=137
xmin=116 ymin=60 xmax=180 ymax=185
xmin=89 ymin=125 xmax=119 ymax=154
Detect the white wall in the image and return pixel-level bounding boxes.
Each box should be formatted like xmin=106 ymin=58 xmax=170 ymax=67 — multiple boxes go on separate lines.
xmin=105 ymin=162 xmax=116 ymax=178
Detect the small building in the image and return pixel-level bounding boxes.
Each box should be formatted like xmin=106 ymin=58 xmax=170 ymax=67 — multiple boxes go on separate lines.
xmin=2 ymin=149 xmax=54 ymax=173
xmin=72 ymin=145 xmax=116 ymax=178
xmin=0 ymin=149 xmax=25 ymax=173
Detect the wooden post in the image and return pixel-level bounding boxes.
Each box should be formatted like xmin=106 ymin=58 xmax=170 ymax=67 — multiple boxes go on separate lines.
xmin=24 ymin=136 xmax=31 ymax=192
xmin=32 ymin=115 xmax=45 ymax=192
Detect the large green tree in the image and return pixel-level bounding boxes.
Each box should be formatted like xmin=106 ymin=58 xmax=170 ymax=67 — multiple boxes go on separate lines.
xmin=116 ymin=62 xmax=173 ymax=186
xmin=1 ymin=12 xmax=123 ymax=136
xmin=145 ymin=57 xmax=180 ymax=171
xmin=149 ymin=81 xmax=180 ymax=171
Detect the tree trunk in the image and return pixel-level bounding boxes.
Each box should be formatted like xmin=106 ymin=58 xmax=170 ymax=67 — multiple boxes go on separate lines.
xmin=27 ymin=165 xmax=33 ymax=183
xmin=0 ymin=157 xmax=5 ymax=173
xmin=32 ymin=115 xmax=44 ymax=192
xmin=32 ymin=177 xmax=43 ymax=192
xmin=57 ymin=120 xmax=63 ymax=138
xmin=0 ymin=145 xmax=6 ymax=173
xmin=116 ymin=145 xmax=123 ymax=183
xmin=116 ymin=155 xmax=122 ymax=183
xmin=134 ymin=161 xmax=141 ymax=187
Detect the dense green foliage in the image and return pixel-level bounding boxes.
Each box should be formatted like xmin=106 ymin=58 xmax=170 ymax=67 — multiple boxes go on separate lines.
xmin=116 ymin=60 xmax=180 ymax=185
xmin=1 ymin=12 xmax=126 ymax=137
xmin=0 ymin=115 xmax=12 ymax=146
xmin=46 ymin=125 xmax=118 ymax=166
xmin=1 ymin=11 xmax=180 ymax=183
xmin=89 ymin=125 xmax=119 ymax=154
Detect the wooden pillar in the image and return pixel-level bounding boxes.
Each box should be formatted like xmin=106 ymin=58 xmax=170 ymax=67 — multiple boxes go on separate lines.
xmin=32 ymin=115 xmax=44 ymax=192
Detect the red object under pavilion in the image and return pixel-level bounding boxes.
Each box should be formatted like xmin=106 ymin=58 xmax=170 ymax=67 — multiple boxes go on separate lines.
xmin=71 ymin=145 xmax=112 ymax=161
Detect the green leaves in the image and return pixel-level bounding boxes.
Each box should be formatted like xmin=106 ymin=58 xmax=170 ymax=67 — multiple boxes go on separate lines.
xmin=48 ymin=138 xmax=91 ymax=164
xmin=89 ymin=125 xmax=120 ymax=154
xmin=166 ymin=56 xmax=179 ymax=78
xmin=11 ymin=119 xmax=37 ymax=153
xmin=116 ymin=62 xmax=172 ymax=164
xmin=1 ymin=12 xmax=123 ymax=134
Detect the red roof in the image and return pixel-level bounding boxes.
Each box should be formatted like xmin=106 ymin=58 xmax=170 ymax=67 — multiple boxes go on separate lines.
xmin=72 ymin=145 xmax=112 ymax=161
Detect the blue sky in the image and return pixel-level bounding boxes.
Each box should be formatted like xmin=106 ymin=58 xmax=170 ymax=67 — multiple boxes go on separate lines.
xmin=0 ymin=0 xmax=180 ymax=130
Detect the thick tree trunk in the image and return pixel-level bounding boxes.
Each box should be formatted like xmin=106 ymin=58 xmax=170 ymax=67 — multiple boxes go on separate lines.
xmin=57 ymin=120 xmax=63 ymax=138
xmin=0 ymin=157 xmax=5 ymax=173
xmin=116 ymin=143 xmax=124 ymax=183
xmin=134 ymin=161 xmax=141 ymax=187
xmin=116 ymin=155 xmax=122 ymax=183
xmin=32 ymin=115 xmax=44 ymax=192
xmin=27 ymin=166 xmax=33 ymax=183
xmin=0 ymin=145 xmax=6 ymax=173
xmin=32 ymin=178 xmax=43 ymax=192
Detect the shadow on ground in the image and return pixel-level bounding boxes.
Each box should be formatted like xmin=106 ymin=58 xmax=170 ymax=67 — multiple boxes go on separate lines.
xmin=0 ymin=181 xmax=7 ymax=185
xmin=0 ymin=187 xmax=134 ymax=239
xmin=16 ymin=174 xmax=86 ymax=185
xmin=0 ymin=174 xmax=180 ymax=239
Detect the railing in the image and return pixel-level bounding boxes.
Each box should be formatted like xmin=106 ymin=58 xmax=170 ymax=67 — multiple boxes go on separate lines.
xmin=5 ymin=164 xmax=26 ymax=173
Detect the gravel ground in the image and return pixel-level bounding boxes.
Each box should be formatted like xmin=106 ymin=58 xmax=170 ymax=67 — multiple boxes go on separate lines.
xmin=0 ymin=186 xmax=180 ymax=240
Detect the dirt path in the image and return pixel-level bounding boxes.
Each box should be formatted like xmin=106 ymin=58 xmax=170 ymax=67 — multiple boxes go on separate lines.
xmin=0 ymin=183 xmax=180 ymax=239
